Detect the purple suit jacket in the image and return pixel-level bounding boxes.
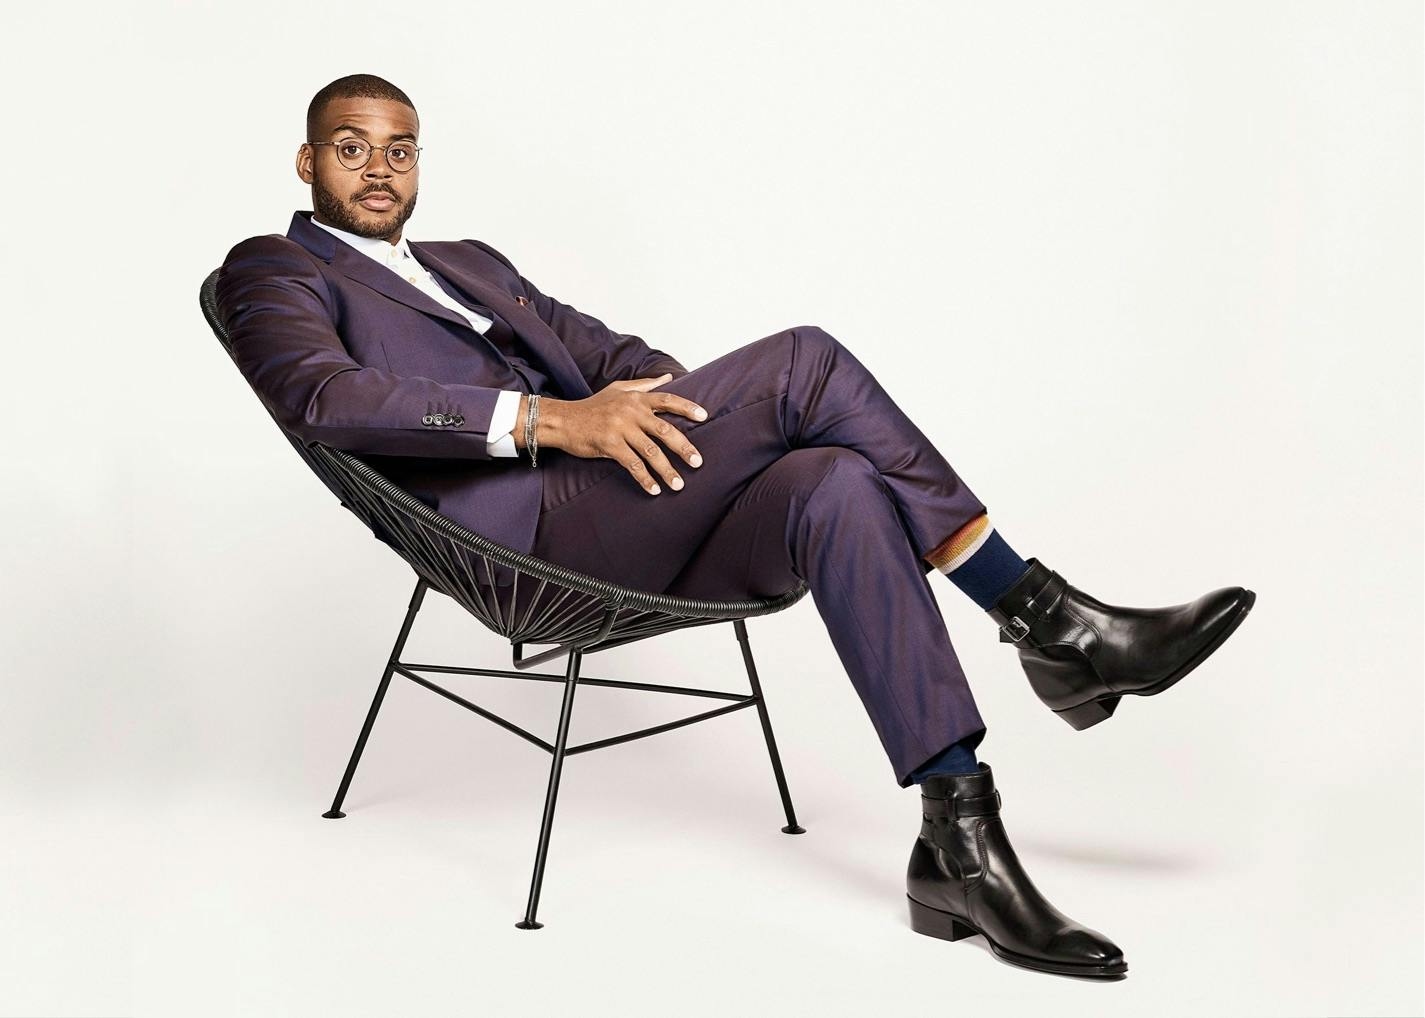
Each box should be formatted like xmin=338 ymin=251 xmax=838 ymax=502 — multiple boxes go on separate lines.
xmin=216 ymin=210 xmax=688 ymax=584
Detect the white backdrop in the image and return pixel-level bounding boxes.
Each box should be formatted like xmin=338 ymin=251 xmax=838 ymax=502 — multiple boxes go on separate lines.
xmin=2 ymin=2 xmax=1420 ymax=1016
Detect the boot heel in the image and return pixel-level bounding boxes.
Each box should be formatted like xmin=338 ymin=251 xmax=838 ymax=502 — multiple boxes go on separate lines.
xmin=1054 ymin=696 xmax=1120 ymax=730
xmin=907 ymin=895 xmax=978 ymax=942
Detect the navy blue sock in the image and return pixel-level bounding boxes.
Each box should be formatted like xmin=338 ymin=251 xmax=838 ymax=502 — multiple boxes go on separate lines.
xmin=925 ymin=514 xmax=1033 ymax=611
xmin=910 ymin=737 xmax=981 ymax=782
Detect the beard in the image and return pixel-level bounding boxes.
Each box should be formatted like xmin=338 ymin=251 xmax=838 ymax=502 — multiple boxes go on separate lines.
xmin=312 ymin=174 xmax=419 ymax=240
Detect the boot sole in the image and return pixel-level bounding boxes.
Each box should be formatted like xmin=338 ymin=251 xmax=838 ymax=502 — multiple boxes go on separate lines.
xmin=1054 ymin=587 xmax=1257 ymax=731
xmin=907 ymin=895 xmax=1128 ymax=978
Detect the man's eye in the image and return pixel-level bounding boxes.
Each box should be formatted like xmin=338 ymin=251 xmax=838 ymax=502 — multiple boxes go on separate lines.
xmin=341 ymin=144 xmax=364 ymax=157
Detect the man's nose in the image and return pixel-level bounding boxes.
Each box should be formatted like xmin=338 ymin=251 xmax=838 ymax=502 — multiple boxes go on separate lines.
xmin=363 ymin=151 xmax=396 ymax=178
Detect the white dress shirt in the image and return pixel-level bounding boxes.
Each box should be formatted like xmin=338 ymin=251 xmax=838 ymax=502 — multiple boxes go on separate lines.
xmin=310 ymin=216 xmax=524 ymax=457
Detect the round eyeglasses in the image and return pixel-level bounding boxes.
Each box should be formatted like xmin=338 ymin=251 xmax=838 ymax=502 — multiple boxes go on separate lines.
xmin=308 ymin=137 xmax=422 ymax=172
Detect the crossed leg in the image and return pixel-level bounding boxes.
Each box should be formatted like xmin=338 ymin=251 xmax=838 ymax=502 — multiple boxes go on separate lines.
xmin=661 ymin=446 xmax=988 ymax=786
xmin=526 ymin=325 xmax=990 ymax=784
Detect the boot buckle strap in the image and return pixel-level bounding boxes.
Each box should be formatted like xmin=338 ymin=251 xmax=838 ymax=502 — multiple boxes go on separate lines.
xmin=921 ymin=788 xmax=1002 ymax=819
xmin=1001 ymin=616 xmax=1031 ymax=642
xmin=996 ymin=573 xmax=1068 ymax=643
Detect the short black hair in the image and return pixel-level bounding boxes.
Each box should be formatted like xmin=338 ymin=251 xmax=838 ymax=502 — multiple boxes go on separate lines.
xmin=306 ymin=74 xmax=417 ymax=141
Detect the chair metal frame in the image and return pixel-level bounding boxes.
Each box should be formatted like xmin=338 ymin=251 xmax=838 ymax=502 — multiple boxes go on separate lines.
xmin=199 ymin=268 xmax=811 ymax=928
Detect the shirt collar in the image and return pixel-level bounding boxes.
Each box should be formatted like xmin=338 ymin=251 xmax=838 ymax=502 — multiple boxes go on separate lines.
xmin=309 ymin=214 xmax=414 ymax=267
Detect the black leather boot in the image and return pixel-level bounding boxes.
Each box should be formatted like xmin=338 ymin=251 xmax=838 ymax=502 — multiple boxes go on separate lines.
xmin=906 ymin=763 xmax=1126 ymax=979
xmin=987 ymin=558 xmax=1256 ymax=730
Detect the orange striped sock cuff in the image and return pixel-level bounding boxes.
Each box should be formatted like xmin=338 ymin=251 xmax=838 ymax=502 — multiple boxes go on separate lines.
xmin=924 ymin=513 xmax=994 ymax=572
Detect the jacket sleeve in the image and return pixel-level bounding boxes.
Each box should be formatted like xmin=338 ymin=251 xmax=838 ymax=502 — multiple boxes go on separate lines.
xmin=464 ymin=240 xmax=690 ymax=389
xmin=216 ymin=236 xmax=506 ymax=461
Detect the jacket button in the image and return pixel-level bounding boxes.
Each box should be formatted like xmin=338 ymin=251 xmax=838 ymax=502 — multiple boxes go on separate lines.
xmin=453 ymin=414 xmax=465 ymax=425
xmin=422 ymin=414 xmax=434 ymax=426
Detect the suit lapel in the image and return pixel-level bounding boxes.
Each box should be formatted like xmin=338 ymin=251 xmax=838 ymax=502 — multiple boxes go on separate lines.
xmin=409 ymin=239 xmax=593 ymax=401
xmin=285 ymin=210 xmax=592 ymax=400
xmin=286 ymin=210 xmax=480 ymax=333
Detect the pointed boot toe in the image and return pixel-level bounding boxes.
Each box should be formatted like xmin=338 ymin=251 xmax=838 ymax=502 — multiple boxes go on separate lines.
xmin=906 ymin=763 xmax=1128 ymax=979
xmin=1044 ymin=926 xmax=1127 ymax=974
xmin=987 ymin=559 xmax=1256 ymax=729
xmin=1193 ymin=585 xmax=1257 ymax=640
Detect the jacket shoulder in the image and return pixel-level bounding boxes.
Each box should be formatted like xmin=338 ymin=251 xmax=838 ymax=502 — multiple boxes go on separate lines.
xmin=460 ymin=238 xmax=520 ymax=274
xmin=216 ymin=233 xmax=335 ymax=320
xmin=220 ymin=232 xmax=321 ymax=270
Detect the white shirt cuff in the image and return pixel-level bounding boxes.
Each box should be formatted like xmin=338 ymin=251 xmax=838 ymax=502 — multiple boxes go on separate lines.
xmin=486 ymin=389 xmax=524 ymax=457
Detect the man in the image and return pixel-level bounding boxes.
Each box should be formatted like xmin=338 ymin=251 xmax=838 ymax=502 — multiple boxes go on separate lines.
xmin=216 ymin=73 xmax=1255 ymax=978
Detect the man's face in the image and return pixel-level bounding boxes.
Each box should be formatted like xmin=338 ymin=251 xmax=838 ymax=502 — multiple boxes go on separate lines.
xmin=297 ymin=96 xmax=420 ymax=242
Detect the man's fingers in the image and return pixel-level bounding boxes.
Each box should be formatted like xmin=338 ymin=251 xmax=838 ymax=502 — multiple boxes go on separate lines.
xmin=642 ymin=411 xmax=703 ymax=469
xmin=646 ymin=390 xmax=708 ymax=423
xmin=626 ymin=427 xmax=685 ymax=492
xmin=622 ymin=372 xmax=674 ymax=392
xmin=610 ymin=438 xmax=663 ymax=495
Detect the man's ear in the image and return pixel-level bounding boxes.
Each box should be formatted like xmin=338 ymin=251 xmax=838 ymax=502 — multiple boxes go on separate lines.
xmin=295 ymin=144 xmax=314 ymax=184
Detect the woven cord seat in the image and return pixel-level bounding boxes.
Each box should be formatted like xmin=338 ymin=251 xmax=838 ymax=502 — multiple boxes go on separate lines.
xmin=200 ymin=268 xmax=810 ymax=927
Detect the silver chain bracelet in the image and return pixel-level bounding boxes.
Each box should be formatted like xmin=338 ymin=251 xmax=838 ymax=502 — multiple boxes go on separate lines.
xmin=524 ymin=394 xmax=541 ymax=468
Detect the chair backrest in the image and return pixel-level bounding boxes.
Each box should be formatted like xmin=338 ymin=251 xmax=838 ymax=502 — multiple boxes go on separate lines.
xmin=197 ymin=267 xmax=809 ymax=644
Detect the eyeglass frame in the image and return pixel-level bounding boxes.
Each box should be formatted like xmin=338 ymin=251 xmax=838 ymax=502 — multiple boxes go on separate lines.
xmin=306 ymin=137 xmax=423 ymax=172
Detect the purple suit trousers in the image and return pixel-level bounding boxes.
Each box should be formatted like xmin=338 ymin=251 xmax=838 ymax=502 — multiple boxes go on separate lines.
xmin=526 ymin=326 xmax=991 ymax=786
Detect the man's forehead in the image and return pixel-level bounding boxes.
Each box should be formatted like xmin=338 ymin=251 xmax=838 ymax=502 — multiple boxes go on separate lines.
xmin=317 ymin=99 xmax=418 ymax=139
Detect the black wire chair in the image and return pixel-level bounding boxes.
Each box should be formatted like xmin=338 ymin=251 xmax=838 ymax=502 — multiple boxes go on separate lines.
xmin=199 ymin=268 xmax=811 ymax=928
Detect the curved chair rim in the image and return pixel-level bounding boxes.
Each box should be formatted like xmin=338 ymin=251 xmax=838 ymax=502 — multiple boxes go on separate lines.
xmin=316 ymin=441 xmax=807 ymax=619
xmin=200 ymin=267 xmax=809 ymax=621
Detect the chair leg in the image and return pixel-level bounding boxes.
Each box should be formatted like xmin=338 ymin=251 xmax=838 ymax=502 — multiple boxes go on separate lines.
xmin=322 ymin=579 xmax=429 ymax=819
xmin=516 ymin=646 xmax=584 ymax=929
xmin=733 ymin=619 xmax=805 ymax=834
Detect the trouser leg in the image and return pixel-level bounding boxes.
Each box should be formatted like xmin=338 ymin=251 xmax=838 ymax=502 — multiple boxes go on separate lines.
xmin=525 ymin=326 xmax=990 ymax=784
xmin=660 ymin=447 xmax=986 ymax=788
xmin=530 ymin=324 xmax=989 ymax=595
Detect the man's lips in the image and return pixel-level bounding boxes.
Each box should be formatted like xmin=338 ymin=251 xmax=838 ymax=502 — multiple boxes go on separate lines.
xmin=357 ymin=192 xmax=397 ymax=210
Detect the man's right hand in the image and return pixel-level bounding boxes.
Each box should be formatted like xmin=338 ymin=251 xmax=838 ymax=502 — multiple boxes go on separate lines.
xmin=516 ymin=374 xmax=708 ymax=496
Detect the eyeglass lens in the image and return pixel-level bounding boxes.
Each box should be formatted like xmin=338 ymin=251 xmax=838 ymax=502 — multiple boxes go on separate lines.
xmin=333 ymin=139 xmax=419 ymax=172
